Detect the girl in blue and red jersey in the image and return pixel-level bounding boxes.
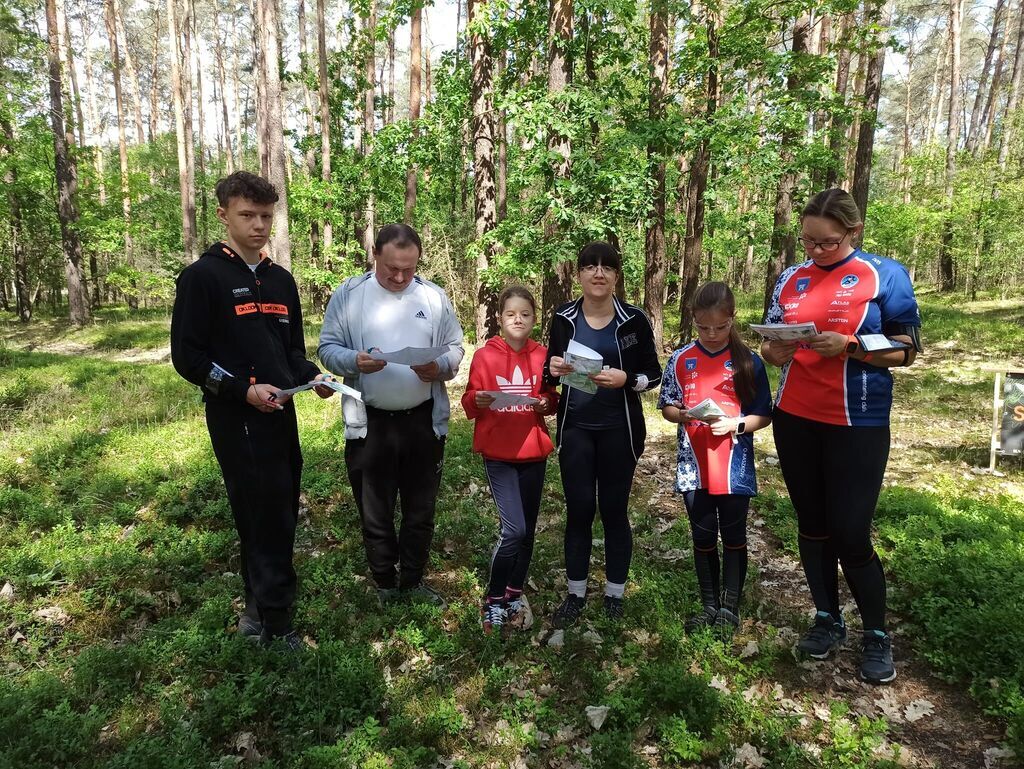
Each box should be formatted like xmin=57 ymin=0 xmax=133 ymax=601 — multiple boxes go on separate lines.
xmin=762 ymin=188 xmax=921 ymax=685
xmin=659 ymin=282 xmax=773 ymax=635
xmin=462 ymin=286 xmax=559 ymax=635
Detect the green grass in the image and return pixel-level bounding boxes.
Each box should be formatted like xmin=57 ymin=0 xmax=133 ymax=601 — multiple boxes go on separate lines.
xmin=0 ymin=293 xmax=1022 ymax=767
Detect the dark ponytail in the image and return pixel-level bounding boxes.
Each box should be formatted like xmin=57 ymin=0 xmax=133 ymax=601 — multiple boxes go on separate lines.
xmin=692 ymin=282 xmax=756 ymax=406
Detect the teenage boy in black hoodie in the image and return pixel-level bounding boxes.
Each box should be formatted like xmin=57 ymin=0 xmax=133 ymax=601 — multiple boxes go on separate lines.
xmin=171 ymin=171 xmax=332 ymax=650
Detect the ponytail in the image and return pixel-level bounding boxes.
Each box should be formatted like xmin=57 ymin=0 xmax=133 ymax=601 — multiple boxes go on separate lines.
xmin=692 ymin=281 xmax=756 ymax=406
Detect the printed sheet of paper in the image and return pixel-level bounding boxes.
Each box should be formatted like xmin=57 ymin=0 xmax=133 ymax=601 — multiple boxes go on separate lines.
xmin=560 ymin=339 xmax=604 ymax=395
xmin=482 ymin=391 xmax=540 ymax=411
xmin=275 ymin=379 xmax=364 ymax=401
xmin=749 ymin=322 xmax=819 ymax=341
xmin=368 ymin=346 xmax=449 ymax=366
xmin=685 ymin=397 xmax=726 ymax=421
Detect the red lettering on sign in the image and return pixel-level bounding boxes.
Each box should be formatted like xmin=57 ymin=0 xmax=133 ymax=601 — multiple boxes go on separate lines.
xmin=235 ymin=302 xmax=258 ymax=315
xmin=260 ymin=303 xmax=288 ymax=316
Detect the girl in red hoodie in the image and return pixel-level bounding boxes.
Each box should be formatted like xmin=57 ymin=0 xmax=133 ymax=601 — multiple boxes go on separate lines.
xmin=462 ymin=286 xmax=559 ymax=634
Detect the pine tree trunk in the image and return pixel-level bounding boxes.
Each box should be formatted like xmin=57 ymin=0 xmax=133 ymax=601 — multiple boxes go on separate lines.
xmin=844 ymin=50 xmax=865 ymax=185
xmin=470 ymin=0 xmax=498 ymax=343
xmin=938 ymin=0 xmax=962 ymax=292
xmin=257 ymin=0 xmax=292 ymax=270
xmin=541 ymin=0 xmax=574 ymax=327
xmin=82 ymin=16 xmax=106 ymax=204
xmin=190 ymin=0 xmax=208 ymax=249
xmin=405 ymin=2 xmax=421 ymax=224
xmin=824 ymin=11 xmax=853 ymax=188
xmin=496 ymin=51 xmax=507 ymax=223
xmin=105 ymin=0 xmax=136 ymax=306
xmin=981 ymin=15 xmax=1010 ymax=152
xmin=148 ymin=6 xmax=160 ymax=142
xmin=966 ymin=0 xmax=1006 ymax=153
xmin=361 ymin=3 xmax=376 ymax=269
xmin=58 ymin=0 xmax=85 ymax=149
xmin=388 ymin=26 xmax=396 ymax=124
xmin=763 ymin=13 xmax=809 ymax=317
xmin=998 ymin=2 xmax=1024 ymax=170
xmin=167 ymin=0 xmax=197 ymax=261
xmin=902 ymin=39 xmax=914 ymax=204
xmin=851 ymin=0 xmax=893 ymax=221
xmin=46 ymin=0 xmax=90 ymax=325
xmin=643 ymin=0 xmax=670 ymax=350
xmin=316 ymin=0 xmax=333 ymax=255
xmin=215 ymin=33 xmax=235 ymax=173
xmin=0 ymin=116 xmax=30 ymax=322
xmin=297 ymin=0 xmax=319 ymax=263
xmin=114 ymin=0 xmax=147 ymax=144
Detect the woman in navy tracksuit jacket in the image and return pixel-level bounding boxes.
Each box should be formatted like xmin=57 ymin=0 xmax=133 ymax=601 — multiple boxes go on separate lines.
xmin=543 ymin=241 xmax=662 ymax=627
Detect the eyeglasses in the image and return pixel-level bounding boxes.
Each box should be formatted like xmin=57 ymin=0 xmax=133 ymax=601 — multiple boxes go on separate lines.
xmin=580 ymin=264 xmax=617 ymax=275
xmin=797 ymin=231 xmax=850 ymax=252
xmin=695 ymin=320 xmax=733 ymax=334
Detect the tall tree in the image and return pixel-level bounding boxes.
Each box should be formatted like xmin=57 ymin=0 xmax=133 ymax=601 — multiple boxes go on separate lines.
xmin=679 ymin=6 xmax=719 ymax=339
xmin=297 ymin=0 xmax=318 ymax=261
xmin=361 ymin=1 xmax=376 ymax=268
xmin=643 ymin=0 xmax=670 ymax=349
xmin=189 ymin=0 xmax=208 ymax=247
xmin=114 ymin=0 xmax=148 ymax=144
xmin=469 ymin=0 xmax=497 ymax=342
xmin=168 ymin=0 xmax=197 ymax=261
xmin=316 ymin=0 xmax=332 ymax=255
xmin=763 ymin=13 xmax=810 ymax=316
xmin=966 ymin=0 xmax=1007 ymax=154
xmin=46 ymin=0 xmax=90 ymax=324
xmin=540 ymin=0 xmax=573 ymax=323
xmin=938 ymin=0 xmax=962 ymax=291
xmin=851 ymin=0 xmax=893 ymax=220
xmin=0 ymin=116 xmax=30 ymax=322
xmin=404 ymin=1 xmax=421 ymax=224
xmin=998 ymin=1 xmax=1024 ymax=170
xmin=256 ymin=0 xmax=291 ymax=269
xmin=58 ymin=0 xmax=84 ymax=148
xmin=824 ymin=10 xmax=854 ymax=187
xmin=105 ymin=0 xmax=135 ymax=302
xmin=214 ymin=15 xmax=235 ymax=172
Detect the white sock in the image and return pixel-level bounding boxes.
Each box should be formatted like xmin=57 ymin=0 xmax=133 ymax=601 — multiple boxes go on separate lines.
xmin=604 ymin=581 xmax=625 ymax=599
xmin=567 ymin=579 xmax=587 ymax=598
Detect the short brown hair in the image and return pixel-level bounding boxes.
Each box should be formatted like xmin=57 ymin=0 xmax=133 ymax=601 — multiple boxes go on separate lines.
xmin=215 ymin=171 xmax=279 ymax=207
xmin=801 ymin=188 xmax=862 ymax=230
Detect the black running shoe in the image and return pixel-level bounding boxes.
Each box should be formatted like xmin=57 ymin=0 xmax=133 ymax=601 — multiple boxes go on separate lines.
xmin=797 ymin=611 xmax=847 ymax=659
xmin=685 ymin=606 xmax=718 ymax=633
xmin=603 ymin=595 xmax=624 ymax=621
xmin=259 ymin=629 xmax=307 ymax=652
xmin=714 ymin=607 xmax=740 ymax=638
xmin=237 ymin=614 xmax=263 ymax=642
xmin=551 ymin=594 xmax=586 ymax=629
xmin=859 ymin=630 xmax=897 ymax=684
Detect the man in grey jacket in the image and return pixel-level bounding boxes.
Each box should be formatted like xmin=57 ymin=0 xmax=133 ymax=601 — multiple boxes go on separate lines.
xmin=318 ymin=224 xmax=464 ymax=606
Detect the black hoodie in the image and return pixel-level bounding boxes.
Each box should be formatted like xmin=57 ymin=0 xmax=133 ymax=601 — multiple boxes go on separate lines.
xmin=170 ymin=242 xmax=320 ymax=405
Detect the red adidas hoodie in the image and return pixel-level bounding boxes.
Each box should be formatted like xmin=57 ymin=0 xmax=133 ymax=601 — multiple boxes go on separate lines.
xmin=461 ymin=337 xmax=559 ymax=462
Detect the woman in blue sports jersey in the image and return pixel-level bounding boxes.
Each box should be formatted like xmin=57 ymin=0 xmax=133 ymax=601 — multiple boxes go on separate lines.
xmin=659 ymin=282 xmax=772 ymax=636
xmin=761 ymin=188 xmax=921 ymax=684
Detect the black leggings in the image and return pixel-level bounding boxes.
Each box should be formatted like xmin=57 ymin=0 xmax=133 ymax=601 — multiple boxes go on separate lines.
xmin=483 ymin=458 xmax=546 ymax=599
xmin=683 ymin=490 xmax=749 ymax=612
xmin=772 ymin=408 xmax=890 ymax=631
xmin=559 ymin=424 xmax=638 ymax=585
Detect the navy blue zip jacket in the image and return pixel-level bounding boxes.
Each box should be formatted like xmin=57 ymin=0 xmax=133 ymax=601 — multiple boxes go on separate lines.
xmin=543 ymin=297 xmax=662 ymax=461
xmin=170 ymin=242 xmax=320 ymax=404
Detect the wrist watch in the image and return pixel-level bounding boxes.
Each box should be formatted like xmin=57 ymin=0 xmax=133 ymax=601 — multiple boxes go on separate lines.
xmin=736 ymin=419 xmax=746 ymax=435
xmin=845 ymin=335 xmax=860 ymax=355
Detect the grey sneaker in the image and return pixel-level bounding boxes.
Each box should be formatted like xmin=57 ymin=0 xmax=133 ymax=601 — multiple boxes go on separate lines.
xmin=237 ymin=614 xmax=263 ymax=642
xmin=551 ymin=594 xmax=586 ymax=629
xmin=401 ymin=582 xmax=448 ymax=609
xmin=377 ymin=587 xmax=402 ymax=607
xmin=859 ymin=630 xmax=897 ymax=684
xmin=505 ymin=594 xmax=534 ymax=631
xmin=797 ymin=611 xmax=847 ymax=659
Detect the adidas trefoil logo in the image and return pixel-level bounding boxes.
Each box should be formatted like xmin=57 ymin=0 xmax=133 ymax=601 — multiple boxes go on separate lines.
xmin=414 ymin=309 xmax=427 ymax=319
xmin=496 ymin=366 xmax=535 ymax=395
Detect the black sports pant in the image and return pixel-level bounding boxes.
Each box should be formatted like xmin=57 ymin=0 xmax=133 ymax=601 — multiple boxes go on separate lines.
xmin=559 ymin=424 xmax=637 ymax=585
xmin=683 ymin=490 xmax=749 ymax=612
xmin=483 ymin=458 xmax=546 ymax=599
xmin=772 ymin=408 xmax=890 ymax=631
xmin=345 ymin=400 xmax=445 ymax=590
xmin=205 ymin=401 xmax=302 ymax=636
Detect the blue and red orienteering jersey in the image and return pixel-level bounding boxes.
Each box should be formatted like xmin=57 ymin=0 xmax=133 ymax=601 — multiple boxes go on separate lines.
xmin=764 ymin=249 xmax=920 ymax=427
xmin=658 ymin=342 xmax=773 ymax=496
